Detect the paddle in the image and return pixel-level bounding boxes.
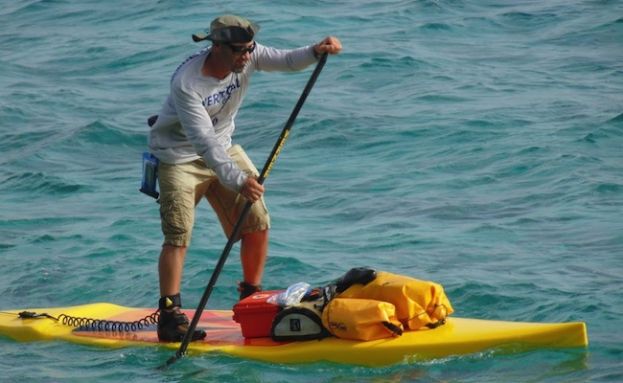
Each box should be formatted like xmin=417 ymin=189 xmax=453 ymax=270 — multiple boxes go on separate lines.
xmin=162 ymin=52 xmax=329 ymax=368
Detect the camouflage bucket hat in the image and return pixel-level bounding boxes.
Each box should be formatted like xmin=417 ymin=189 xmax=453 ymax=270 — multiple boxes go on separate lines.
xmin=192 ymin=15 xmax=259 ymax=43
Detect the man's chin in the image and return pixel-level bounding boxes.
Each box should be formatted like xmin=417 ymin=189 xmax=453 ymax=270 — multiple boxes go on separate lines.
xmin=232 ymin=62 xmax=247 ymax=73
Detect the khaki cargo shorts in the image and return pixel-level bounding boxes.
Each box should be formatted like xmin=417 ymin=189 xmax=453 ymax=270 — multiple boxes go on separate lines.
xmin=157 ymin=145 xmax=270 ymax=247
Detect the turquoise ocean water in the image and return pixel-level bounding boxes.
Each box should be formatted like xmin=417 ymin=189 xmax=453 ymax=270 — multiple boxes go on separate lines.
xmin=1 ymin=0 xmax=622 ymax=381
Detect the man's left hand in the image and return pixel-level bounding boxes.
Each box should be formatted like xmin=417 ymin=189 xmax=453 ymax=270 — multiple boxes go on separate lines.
xmin=240 ymin=176 xmax=264 ymax=203
xmin=314 ymin=36 xmax=342 ymax=56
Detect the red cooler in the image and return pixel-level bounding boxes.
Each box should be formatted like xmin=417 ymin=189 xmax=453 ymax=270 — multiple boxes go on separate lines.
xmin=233 ymin=290 xmax=283 ymax=338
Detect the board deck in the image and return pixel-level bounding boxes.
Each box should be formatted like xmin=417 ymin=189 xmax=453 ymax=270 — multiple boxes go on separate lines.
xmin=0 ymin=303 xmax=588 ymax=366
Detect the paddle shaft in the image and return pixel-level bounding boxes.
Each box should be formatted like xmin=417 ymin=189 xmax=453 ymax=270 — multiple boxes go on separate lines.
xmin=164 ymin=53 xmax=328 ymax=367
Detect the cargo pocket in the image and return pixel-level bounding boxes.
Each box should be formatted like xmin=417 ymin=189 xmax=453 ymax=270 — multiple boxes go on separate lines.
xmin=159 ymin=188 xmax=195 ymax=246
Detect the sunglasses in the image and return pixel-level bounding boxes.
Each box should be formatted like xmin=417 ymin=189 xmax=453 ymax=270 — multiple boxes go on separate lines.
xmin=226 ymin=41 xmax=256 ymax=55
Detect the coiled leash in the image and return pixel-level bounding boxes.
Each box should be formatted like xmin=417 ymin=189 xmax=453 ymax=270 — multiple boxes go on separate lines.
xmin=14 ymin=310 xmax=160 ymax=332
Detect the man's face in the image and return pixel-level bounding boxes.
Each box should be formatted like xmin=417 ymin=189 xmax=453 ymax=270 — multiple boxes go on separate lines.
xmin=223 ymin=41 xmax=256 ymax=73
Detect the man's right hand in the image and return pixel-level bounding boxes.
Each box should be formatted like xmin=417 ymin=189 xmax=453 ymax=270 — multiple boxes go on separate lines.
xmin=240 ymin=177 xmax=264 ymax=203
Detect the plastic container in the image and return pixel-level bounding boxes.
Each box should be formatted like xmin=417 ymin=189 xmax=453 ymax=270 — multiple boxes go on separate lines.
xmin=232 ymin=290 xmax=283 ymax=338
xmin=267 ymin=282 xmax=311 ymax=306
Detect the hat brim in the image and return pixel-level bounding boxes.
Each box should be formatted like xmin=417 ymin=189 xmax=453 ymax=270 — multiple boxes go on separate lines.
xmin=192 ymin=24 xmax=259 ymax=44
xmin=192 ymin=32 xmax=209 ymax=42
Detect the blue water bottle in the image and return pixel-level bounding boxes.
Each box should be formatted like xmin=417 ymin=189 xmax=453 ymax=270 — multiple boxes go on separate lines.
xmin=140 ymin=152 xmax=159 ymax=199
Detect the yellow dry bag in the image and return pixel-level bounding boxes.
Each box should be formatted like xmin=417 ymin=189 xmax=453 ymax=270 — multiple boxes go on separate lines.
xmin=321 ymin=298 xmax=403 ymax=341
xmin=338 ymin=271 xmax=454 ymax=330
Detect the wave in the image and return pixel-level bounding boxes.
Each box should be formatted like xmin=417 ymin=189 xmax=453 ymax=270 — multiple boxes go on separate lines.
xmin=65 ymin=120 xmax=146 ymax=147
xmin=0 ymin=119 xmax=145 ymax=167
xmin=419 ymin=22 xmax=454 ymax=32
xmin=0 ymin=171 xmax=84 ymax=195
xmin=607 ymin=112 xmax=623 ymax=123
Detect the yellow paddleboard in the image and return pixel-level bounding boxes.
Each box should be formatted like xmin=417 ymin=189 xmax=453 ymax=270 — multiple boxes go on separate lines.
xmin=0 ymin=303 xmax=588 ymax=366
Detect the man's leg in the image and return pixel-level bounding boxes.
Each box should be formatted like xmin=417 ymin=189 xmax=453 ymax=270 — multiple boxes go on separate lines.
xmin=240 ymin=229 xmax=269 ymax=286
xmin=156 ymin=161 xmax=207 ymax=342
xmin=206 ymin=145 xmax=271 ymax=299
xmin=159 ymin=245 xmax=187 ymax=297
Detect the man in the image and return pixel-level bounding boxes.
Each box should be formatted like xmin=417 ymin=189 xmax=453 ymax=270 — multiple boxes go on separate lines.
xmin=147 ymin=14 xmax=342 ymax=342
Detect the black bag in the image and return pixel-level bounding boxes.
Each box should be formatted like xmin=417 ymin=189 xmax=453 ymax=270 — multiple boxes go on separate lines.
xmin=270 ymin=306 xmax=329 ymax=341
xmin=335 ymin=267 xmax=377 ymax=293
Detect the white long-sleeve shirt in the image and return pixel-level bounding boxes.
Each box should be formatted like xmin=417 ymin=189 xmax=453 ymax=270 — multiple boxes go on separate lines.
xmin=148 ymin=43 xmax=318 ymax=192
